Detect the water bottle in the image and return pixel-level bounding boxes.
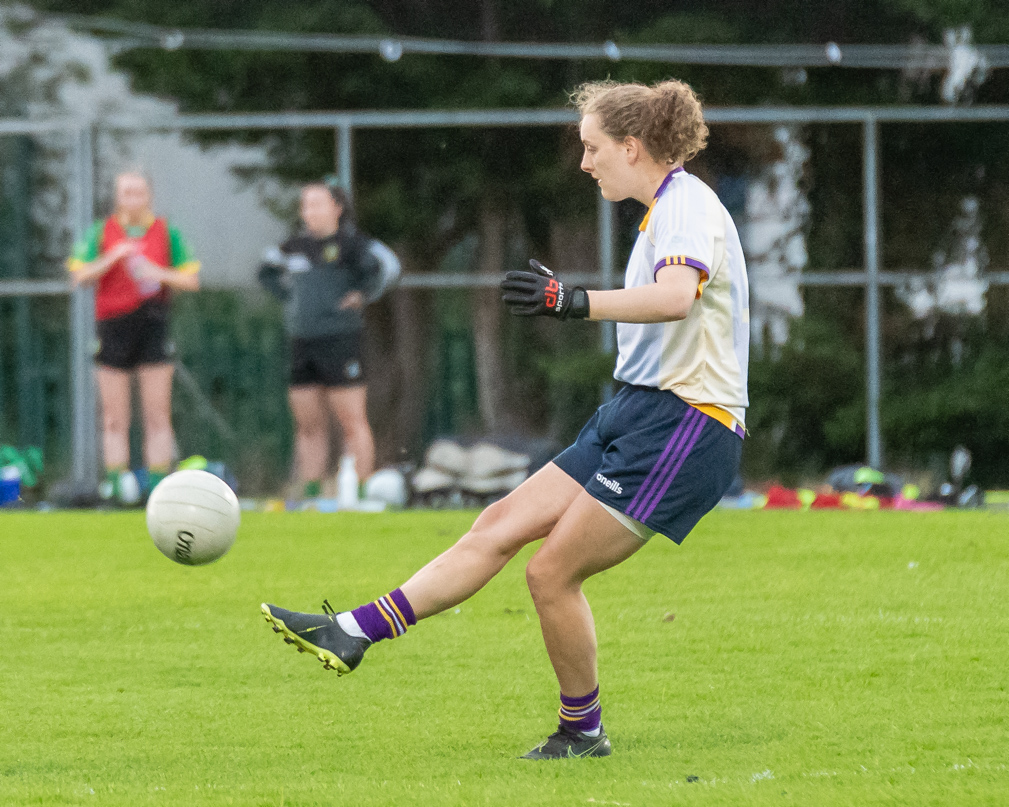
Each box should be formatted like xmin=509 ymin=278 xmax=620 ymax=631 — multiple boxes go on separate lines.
xmin=117 ymin=470 xmax=141 ymax=506
xmin=337 ymin=455 xmax=359 ymax=510
xmin=0 ymin=466 xmax=21 ymax=507
xmin=127 ymin=252 xmax=162 ymax=297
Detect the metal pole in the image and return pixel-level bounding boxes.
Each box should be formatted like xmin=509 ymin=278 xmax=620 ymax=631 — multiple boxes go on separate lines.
xmin=70 ymin=126 xmax=98 ymax=485
xmin=863 ymin=116 xmax=883 ymax=469
xmin=597 ymin=195 xmax=616 ymax=402
xmin=336 ymin=123 xmax=353 ymax=197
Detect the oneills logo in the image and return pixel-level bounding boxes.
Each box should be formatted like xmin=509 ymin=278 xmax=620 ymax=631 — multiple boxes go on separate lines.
xmin=595 ymin=473 xmax=623 ymax=495
xmin=175 ymin=530 xmax=195 ymax=564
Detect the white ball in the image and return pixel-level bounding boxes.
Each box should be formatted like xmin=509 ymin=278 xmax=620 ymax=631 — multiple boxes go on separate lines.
xmin=364 ymin=468 xmax=409 ymax=507
xmin=146 ymin=470 xmax=240 ymax=566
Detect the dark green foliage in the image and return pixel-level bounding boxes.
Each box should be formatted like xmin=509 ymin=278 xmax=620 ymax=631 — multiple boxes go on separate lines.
xmin=13 ymin=0 xmax=1009 ymax=486
xmin=746 ymin=313 xmax=865 ymax=485
xmin=169 ymin=291 xmax=292 ymax=494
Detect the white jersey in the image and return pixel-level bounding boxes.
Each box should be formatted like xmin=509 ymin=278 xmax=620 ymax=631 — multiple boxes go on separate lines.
xmin=613 ymin=168 xmax=749 ymax=428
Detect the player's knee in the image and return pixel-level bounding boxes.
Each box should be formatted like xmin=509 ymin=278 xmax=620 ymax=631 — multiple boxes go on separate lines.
xmin=294 ymin=415 xmax=326 ymax=437
xmin=344 ymin=418 xmax=373 ymax=445
xmin=525 ymin=553 xmax=566 ymax=602
xmin=465 ymin=501 xmax=530 ymax=558
xmin=143 ymin=408 xmax=172 ymax=433
xmin=103 ymin=411 xmax=128 ymax=436
xmin=462 ymin=522 xmax=522 ymax=560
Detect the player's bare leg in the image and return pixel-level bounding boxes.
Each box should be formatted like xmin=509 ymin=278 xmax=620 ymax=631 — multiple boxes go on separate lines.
xmin=327 ymin=384 xmax=375 ymax=481
xmin=525 ymin=493 xmax=644 ymax=693
xmin=521 ymin=493 xmax=645 ymax=758
xmin=261 ymin=462 xmax=582 ymax=671
xmin=97 ymin=367 xmax=131 ymax=468
xmin=401 ymin=462 xmax=583 ymax=617
xmin=289 ymin=385 xmax=328 ymax=496
xmin=96 ymin=366 xmax=131 ymax=499
xmin=137 ymin=362 xmax=175 ymax=490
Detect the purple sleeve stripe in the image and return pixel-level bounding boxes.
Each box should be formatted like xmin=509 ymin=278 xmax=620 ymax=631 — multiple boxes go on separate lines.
xmin=653 ymin=255 xmax=709 ymax=281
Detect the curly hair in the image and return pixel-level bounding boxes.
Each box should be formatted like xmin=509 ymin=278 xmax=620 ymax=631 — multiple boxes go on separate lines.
xmin=570 ymin=79 xmax=708 ymax=166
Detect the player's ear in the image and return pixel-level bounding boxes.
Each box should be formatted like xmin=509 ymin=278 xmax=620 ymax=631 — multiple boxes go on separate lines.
xmin=622 ymin=136 xmax=644 ymax=164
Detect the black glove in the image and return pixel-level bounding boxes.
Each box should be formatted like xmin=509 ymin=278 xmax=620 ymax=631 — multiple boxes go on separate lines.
xmin=501 ymin=259 xmax=590 ymax=320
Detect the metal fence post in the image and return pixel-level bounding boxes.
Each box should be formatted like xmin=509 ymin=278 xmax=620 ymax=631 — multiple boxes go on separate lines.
xmin=336 ymin=122 xmax=353 ymax=197
xmin=863 ymin=116 xmax=883 ymax=469
xmin=70 ymin=126 xmax=98 ymax=485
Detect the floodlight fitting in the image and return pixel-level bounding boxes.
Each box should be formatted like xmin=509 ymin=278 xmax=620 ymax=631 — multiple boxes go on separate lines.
xmin=379 ymin=39 xmax=403 ymax=62
xmin=161 ymin=30 xmax=184 ymax=51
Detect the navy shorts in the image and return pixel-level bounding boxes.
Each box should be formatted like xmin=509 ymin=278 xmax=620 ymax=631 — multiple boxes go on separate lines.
xmin=289 ymin=332 xmax=365 ymax=387
xmin=553 ymin=384 xmax=742 ymax=544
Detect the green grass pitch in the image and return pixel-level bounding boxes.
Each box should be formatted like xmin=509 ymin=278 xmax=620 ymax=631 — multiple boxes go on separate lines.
xmin=1 ymin=508 xmax=1007 ymax=806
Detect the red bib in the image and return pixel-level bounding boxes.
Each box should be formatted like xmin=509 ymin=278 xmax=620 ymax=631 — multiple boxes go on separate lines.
xmin=95 ymin=217 xmax=172 ymax=321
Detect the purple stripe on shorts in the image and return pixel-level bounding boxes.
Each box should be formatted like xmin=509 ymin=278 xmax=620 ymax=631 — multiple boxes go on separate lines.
xmin=629 ymin=413 xmax=702 ymax=522
xmin=637 ymin=411 xmax=707 ymax=523
xmin=627 ymin=407 xmax=703 ymax=520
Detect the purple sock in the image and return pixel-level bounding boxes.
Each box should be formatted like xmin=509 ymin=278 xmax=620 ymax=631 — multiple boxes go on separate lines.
xmin=350 ymin=588 xmax=416 ymax=643
xmin=559 ymin=686 xmax=601 ymax=733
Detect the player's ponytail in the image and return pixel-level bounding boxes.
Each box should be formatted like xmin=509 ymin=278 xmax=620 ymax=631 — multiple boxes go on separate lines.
xmin=646 ymin=80 xmax=708 ymax=166
xmin=322 ymin=176 xmax=357 ymax=228
xmin=571 ymin=78 xmax=708 ymax=166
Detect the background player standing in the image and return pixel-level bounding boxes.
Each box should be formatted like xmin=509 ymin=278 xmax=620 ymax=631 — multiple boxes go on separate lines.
xmin=258 ymin=180 xmax=383 ymax=498
xmin=262 ymin=78 xmax=749 ymax=758
xmin=67 ymin=170 xmax=200 ymax=502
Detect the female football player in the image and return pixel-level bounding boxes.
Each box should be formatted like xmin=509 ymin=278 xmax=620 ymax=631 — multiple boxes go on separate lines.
xmin=263 ymin=78 xmax=749 ymax=759
xmin=258 ymin=180 xmax=385 ymax=496
xmin=68 ymin=170 xmax=200 ymax=502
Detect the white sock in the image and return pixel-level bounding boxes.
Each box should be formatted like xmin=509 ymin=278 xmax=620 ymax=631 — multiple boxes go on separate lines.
xmin=582 ymin=726 xmax=601 ymax=737
xmin=336 ymin=611 xmax=368 ymax=639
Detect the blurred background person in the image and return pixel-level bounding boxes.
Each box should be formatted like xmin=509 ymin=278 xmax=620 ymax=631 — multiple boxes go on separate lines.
xmin=259 ymin=178 xmax=392 ymax=500
xmin=67 ymin=170 xmax=200 ymax=503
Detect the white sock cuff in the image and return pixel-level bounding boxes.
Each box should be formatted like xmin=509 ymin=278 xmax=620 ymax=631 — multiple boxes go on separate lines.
xmin=336 ymin=611 xmax=368 ymax=639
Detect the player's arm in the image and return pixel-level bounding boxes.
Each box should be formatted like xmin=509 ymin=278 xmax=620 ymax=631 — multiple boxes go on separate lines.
xmin=361 ymin=239 xmax=401 ymax=303
xmin=142 ymin=264 xmax=200 ymax=292
xmin=130 ymin=224 xmax=200 ymax=291
xmin=585 ymin=266 xmax=699 ymax=323
xmin=338 ymin=237 xmax=378 ymax=310
xmin=66 ymin=222 xmax=131 ymax=287
xmin=158 ymin=225 xmax=200 ymax=291
xmin=501 ymin=259 xmax=698 ymax=323
xmin=258 ymin=245 xmax=292 ymax=301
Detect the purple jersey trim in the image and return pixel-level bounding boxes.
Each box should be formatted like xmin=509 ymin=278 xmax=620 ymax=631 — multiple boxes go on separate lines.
xmin=653 ymin=255 xmax=710 ymax=282
xmin=653 ymin=167 xmax=685 ymax=201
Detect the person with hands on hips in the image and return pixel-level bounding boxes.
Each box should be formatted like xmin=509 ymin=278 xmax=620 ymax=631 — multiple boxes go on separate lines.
xmin=260 ymin=78 xmax=748 ymax=761
xmin=258 ymin=179 xmax=382 ymax=500
xmin=67 ymin=170 xmax=200 ymax=503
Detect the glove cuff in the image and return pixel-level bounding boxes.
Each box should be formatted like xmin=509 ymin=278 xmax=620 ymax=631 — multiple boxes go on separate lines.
xmin=567 ymin=287 xmax=590 ymax=320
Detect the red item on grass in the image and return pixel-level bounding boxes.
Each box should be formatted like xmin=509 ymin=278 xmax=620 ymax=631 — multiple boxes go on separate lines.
xmin=810 ymin=492 xmax=842 ymax=509
xmin=765 ymin=485 xmax=801 ymax=509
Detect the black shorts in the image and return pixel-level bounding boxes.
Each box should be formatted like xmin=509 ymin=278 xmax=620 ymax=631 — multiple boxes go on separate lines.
xmin=553 ymin=385 xmax=743 ymax=544
xmin=289 ymin=332 xmax=366 ymax=387
xmin=96 ymin=303 xmax=174 ymax=370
